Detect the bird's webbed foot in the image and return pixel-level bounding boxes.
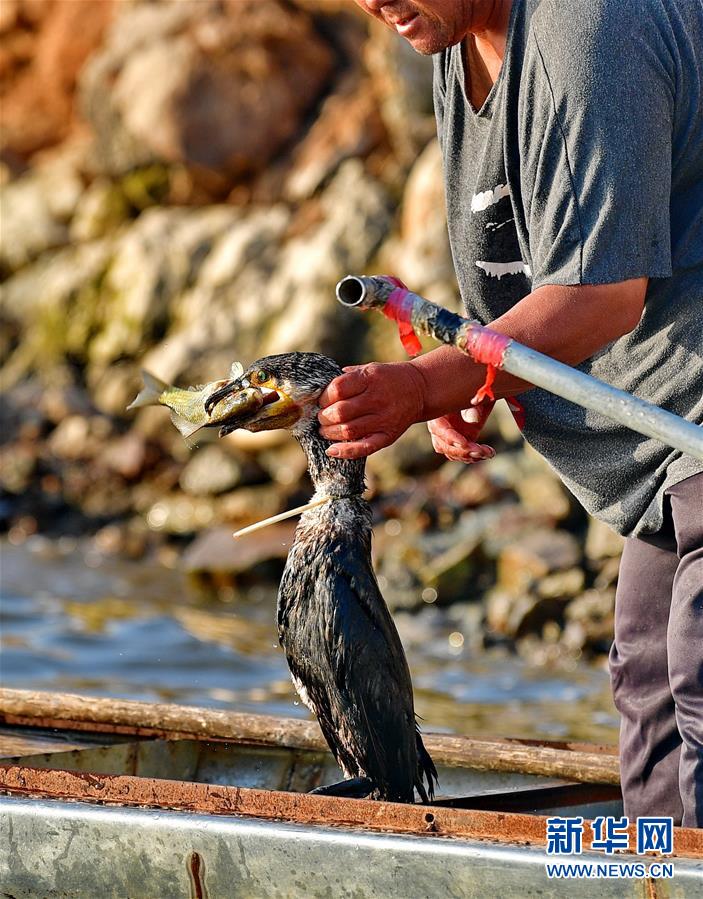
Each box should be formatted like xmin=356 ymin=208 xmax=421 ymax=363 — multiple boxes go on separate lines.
xmin=310 ymin=776 xmax=375 ymax=799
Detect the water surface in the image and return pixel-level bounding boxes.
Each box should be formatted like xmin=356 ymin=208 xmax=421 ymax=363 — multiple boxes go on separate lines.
xmin=0 ymin=538 xmax=619 ymax=743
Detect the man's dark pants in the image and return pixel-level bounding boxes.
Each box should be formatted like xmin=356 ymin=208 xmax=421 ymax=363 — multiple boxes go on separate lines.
xmin=609 ymin=472 xmax=703 ymax=828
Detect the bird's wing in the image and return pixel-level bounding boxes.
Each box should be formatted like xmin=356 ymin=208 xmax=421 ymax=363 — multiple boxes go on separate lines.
xmin=320 ymin=538 xmax=419 ymax=798
xmin=278 ymin=552 xmax=354 ymax=767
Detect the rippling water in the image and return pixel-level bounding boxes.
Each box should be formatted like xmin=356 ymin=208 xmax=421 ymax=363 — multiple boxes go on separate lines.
xmin=0 ymin=538 xmax=619 ymax=743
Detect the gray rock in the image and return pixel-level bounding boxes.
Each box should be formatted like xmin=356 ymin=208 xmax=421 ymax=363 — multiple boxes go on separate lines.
xmin=0 ymin=149 xmax=85 ymax=273
xmin=489 ymin=401 xmax=526 ymax=445
xmin=381 ymin=140 xmax=457 ymax=299
xmin=89 ymin=205 xmax=240 ymax=366
xmin=585 ymin=517 xmax=624 ymax=561
xmin=88 ymin=362 xmax=142 ymax=418
xmin=196 ymin=206 xmax=286 ymax=290
xmin=80 ymin=0 xmax=334 ymax=181
xmin=364 ymin=19 xmax=436 ymax=166
xmin=140 ymin=204 xmax=290 ymax=382
xmin=486 ymin=588 xmax=570 ymax=639
xmin=373 ymin=520 xmax=425 ymax=611
xmin=93 ymin=519 xmax=149 ymax=559
xmin=79 ymin=2 xmax=209 ymax=175
xmin=263 ymin=160 xmax=393 ymax=359
xmin=182 ymin=522 xmax=295 ymax=580
xmin=100 ymin=432 xmax=149 ymax=481
xmin=179 ymin=446 xmax=248 ymax=496
xmin=143 ymin=492 xmax=219 ymax=535
xmin=48 ymin=414 xmax=114 ymax=462
xmin=445 ymin=463 xmax=503 ymax=509
xmin=515 ymin=471 xmax=574 ymax=523
xmin=536 ymin=567 xmax=585 ymax=600
xmin=284 ymin=75 xmax=384 ymax=203
xmin=418 ymin=533 xmax=485 ymax=606
xmin=497 ymin=529 xmax=582 ymax=596
xmin=256 ymin=440 xmax=310 ymax=489
xmin=593 ymin=556 xmax=621 ymax=590
xmin=70 ymin=179 xmax=130 ymax=243
xmin=33 ymin=384 xmax=93 ymax=426
xmin=218 ymin=485 xmax=283 ymax=524
xmin=367 ymin=423 xmax=442 ymax=489
xmin=563 ymin=589 xmax=616 ymax=653
xmin=0 ymin=443 xmax=37 ymax=494
xmin=1 ymin=176 xmax=67 ymax=273
xmin=0 ymin=239 xmax=113 ymax=386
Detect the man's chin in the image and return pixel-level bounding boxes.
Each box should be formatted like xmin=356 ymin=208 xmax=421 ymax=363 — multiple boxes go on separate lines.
xmin=405 ymin=36 xmax=455 ymax=55
xmin=400 ymin=25 xmax=460 ymax=56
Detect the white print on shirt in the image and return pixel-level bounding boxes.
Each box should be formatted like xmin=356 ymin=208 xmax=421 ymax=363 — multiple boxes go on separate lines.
xmin=471 ymin=183 xmax=511 ymax=212
xmin=486 ymin=218 xmax=515 ymax=231
xmin=475 ymin=260 xmax=532 ymax=280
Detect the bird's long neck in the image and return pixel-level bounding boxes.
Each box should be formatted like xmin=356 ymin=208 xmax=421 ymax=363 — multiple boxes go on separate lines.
xmin=294 ymin=422 xmax=365 ymax=499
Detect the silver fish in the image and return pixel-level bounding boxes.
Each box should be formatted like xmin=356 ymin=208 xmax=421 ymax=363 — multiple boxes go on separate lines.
xmin=127 ymin=362 xmax=263 ymax=439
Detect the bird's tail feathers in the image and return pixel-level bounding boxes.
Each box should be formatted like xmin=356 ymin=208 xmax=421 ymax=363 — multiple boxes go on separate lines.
xmin=415 ymin=732 xmax=438 ymax=803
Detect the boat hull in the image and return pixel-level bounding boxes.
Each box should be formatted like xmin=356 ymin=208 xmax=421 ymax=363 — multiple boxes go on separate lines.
xmin=3 ymin=797 xmax=702 ymax=899
xmin=1 ymin=690 xmax=700 ymax=898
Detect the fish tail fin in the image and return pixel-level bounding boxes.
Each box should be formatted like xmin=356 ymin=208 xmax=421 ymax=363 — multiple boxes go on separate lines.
xmin=127 ymin=371 xmax=169 ymax=410
xmin=169 ymin=409 xmax=205 ymax=441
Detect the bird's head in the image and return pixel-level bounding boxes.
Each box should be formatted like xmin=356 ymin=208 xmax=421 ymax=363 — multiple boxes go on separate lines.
xmin=207 ymin=352 xmax=342 ymax=437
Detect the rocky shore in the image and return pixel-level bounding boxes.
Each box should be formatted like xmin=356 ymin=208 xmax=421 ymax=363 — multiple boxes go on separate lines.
xmin=1 ymin=0 xmax=622 ymax=662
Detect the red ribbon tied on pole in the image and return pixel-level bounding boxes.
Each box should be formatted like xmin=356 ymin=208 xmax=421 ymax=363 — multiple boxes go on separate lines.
xmin=464 ymin=325 xmax=525 ymax=429
xmin=379 ymin=276 xmax=526 ymax=430
xmin=383 ymin=277 xmax=423 ymax=357
xmin=465 ymin=327 xmax=511 ymax=404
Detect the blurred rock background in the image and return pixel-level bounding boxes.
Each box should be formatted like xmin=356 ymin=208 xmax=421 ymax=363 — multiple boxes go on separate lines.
xmin=1 ymin=0 xmax=622 ymax=665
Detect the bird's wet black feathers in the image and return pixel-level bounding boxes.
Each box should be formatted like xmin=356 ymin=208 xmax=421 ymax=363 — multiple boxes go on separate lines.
xmin=280 ymin=505 xmax=436 ymax=802
xmin=222 ymin=352 xmax=437 ymax=803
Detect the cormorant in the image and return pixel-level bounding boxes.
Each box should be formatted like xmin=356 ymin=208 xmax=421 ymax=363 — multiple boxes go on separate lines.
xmin=206 ymin=352 xmax=437 ymax=803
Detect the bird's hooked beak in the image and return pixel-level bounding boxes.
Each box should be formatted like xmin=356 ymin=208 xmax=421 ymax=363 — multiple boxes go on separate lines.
xmin=205 ymin=373 xmax=303 ymax=437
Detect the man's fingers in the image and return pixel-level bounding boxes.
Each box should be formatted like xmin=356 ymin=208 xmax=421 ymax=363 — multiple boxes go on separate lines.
xmin=426 ymin=408 xmax=494 ymax=447
xmin=318 ymin=369 xmax=367 ymax=406
xmin=318 ymin=396 xmax=372 ymax=427
xmin=431 ymin=435 xmax=475 ymax=462
xmin=427 ymin=418 xmax=472 ymax=447
xmin=319 ymin=413 xmax=378 ymax=442
xmin=430 ymin=433 xmax=495 ymax=463
xmin=326 ymin=432 xmax=391 ymax=459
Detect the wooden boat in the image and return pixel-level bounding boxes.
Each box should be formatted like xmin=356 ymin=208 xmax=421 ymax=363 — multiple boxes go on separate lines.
xmin=1 ymin=688 xmax=701 ymax=897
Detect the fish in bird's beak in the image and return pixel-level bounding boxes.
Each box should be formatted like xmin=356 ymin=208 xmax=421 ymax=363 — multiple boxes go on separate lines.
xmin=205 ymin=363 xmax=305 ymax=437
xmin=128 ymin=362 xmax=266 ymax=441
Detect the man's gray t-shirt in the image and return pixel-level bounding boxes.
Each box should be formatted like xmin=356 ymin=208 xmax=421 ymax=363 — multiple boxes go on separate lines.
xmin=433 ymin=0 xmax=703 ymax=537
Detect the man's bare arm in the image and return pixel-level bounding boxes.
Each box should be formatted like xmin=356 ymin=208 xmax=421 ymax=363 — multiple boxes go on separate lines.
xmin=318 ymin=278 xmax=647 ymax=459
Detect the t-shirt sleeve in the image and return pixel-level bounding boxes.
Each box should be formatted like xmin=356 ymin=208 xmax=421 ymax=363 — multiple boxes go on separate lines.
xmin=518 ymin=0 xmax=675 ymax=289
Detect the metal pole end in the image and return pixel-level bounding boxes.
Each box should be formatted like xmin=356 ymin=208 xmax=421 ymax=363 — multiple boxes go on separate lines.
xmin=335 ymin=276 xmax=366 ymax=307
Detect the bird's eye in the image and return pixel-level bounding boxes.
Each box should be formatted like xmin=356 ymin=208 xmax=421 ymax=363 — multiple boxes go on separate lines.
xmin=256 ymin=370 xmax=268 ymax=383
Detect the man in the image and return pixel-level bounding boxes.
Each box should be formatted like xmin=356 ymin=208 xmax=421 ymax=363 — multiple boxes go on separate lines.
xmin=318 ymin=0 xmax=703 ymax=827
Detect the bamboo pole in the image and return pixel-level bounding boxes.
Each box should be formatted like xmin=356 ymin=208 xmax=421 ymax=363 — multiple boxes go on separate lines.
xmin=335 ymin=275 xmax=703 ymax=461
xmin=0 ymin=688 xmax=619 ymax=784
